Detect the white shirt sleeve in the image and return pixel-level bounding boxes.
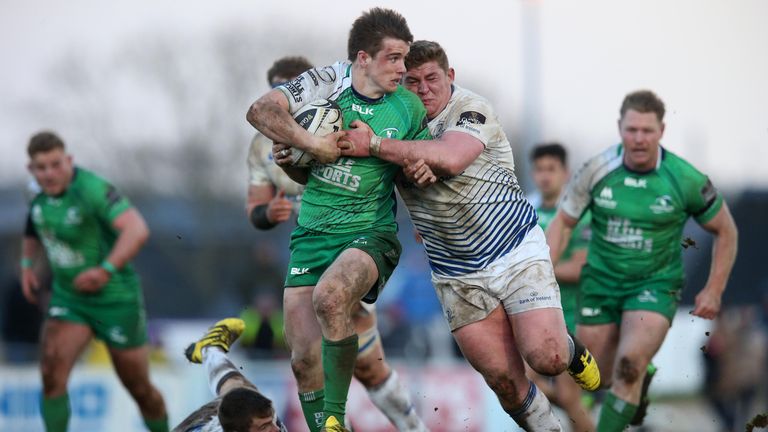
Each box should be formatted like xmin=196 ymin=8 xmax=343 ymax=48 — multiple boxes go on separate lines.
xmin=276 ymin=62 xmax=346 ymax=114
xmin=247 ymin=133 xmax=271 ymax=187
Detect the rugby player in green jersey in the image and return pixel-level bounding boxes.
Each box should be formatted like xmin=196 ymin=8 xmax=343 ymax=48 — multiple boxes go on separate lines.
xmin=246 ymin=9 xmax=430 ymax=432
xmin=246 ymin=56 xmax=426 ymax=432
xmin=546 ymin=90 xmax=739 ymax=432
xmin=531 ymin=143 xmax=595 ymax=432
xmin=20 ymin=132 xmax=169 ymax=432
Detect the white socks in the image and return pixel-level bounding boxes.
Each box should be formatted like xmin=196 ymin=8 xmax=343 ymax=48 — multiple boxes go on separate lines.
xmin=508 ymin=382 xmax=562 ymax=431
xmin=367 ymin=370 xmax=428 ymax=432
xmin=203 ymin=347 xmax=239 ymax=396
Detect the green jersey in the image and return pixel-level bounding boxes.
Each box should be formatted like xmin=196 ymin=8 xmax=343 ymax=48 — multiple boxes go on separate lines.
xmin=278 ymin=61 xmax=431 ymax=234
xmin=536 ymin=205 xmax=591 ymax=291
xmin=561 ymin=144 xmax=723 ymax=281
xmin=27 ymin=168 xmax=140 ymax=302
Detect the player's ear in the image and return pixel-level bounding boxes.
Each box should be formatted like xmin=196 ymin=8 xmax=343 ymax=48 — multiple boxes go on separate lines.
xmin=659 ymin=121 xmax=666 ymax=136
xmin=447 ymin=67 xmax=456 ymax=82
xmin=357 ymin=50 xmax=370 ymax=66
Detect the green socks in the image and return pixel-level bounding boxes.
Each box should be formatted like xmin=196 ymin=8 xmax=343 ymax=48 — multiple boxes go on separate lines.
xmin=41 ymin=393 xmax=168 ymax=432
xmin=143 ymin=416 xmax=169 ymax=432
xmin=597 ymin=391 xmax=638 ymax=432
xmin=41 ymin=393 xmax=70 ymax=432
xmin=321 ymin=335 xmax=358 ymax=426
xmin=299 ymin=389 xmax=326 ymax=431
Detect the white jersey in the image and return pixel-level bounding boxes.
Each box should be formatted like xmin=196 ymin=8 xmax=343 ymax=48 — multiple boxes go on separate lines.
xmin=247 ymin=131 xmax=305 ymax=200
xmin=398 ymin=85 xmax=537 ymax=276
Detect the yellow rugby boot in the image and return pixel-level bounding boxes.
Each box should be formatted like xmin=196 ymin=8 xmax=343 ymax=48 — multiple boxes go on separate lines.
xmin=184 ymin=318 xmax=245 ymax=364
xmin=567 ymin=337 xmax=601 ymax=391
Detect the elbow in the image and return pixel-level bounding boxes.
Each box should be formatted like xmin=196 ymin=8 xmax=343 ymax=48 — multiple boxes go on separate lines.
xmin=246 ymin=102 xmax=260 ymax=127
xmin=442 ymin=158 xmax=469 ymax=177
xmin=136 ymin=221 xmax=150 ymax=246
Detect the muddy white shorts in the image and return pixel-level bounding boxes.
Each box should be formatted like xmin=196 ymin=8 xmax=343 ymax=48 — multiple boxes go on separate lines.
xmin=431 ymin=225 xmax=562 ymax=331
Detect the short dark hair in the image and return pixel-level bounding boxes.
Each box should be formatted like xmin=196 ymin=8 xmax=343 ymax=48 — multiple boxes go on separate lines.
xmin=531 ymin=142 xmax=567 ymax=166
xmin=405 ymin=40 xmax=450 ymax=71
xmin=347 ymin=8 xmax=413 ymax=62
xmin=28 ymin=131 xmax=65 ymax=158
xmin=620 ymin=90 xmax=666 ymax=122
xmin=267 ymin=56 xmax=313 ymax=85
xmin=218 ymin=388 xmax=274 ymax=432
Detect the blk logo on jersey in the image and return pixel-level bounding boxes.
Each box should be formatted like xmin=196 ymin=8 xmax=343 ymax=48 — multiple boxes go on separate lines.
xmin=352 ymin=103 xmax=374 ymax=115
xmin=624 ymin=177 xmax=647 ymax=188
xmin=290 ymin=267 xmax=310 ymax=275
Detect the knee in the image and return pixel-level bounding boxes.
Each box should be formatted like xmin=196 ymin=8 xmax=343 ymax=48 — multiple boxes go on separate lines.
xmin=124 ymin=379 xmax=155 ymax=402
xmin=313 ymin=284 xmax=349 ymax=322
xmin=616 ymin=356 xmax=642 ymax=385
xmin=526 ymin=337 xmax=569 ymax=376
xmin=40 ymin=348 xmax=66 ymax=392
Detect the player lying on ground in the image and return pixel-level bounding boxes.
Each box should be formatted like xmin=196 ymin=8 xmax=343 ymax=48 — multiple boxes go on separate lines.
xmin=174 ymin=318 xmax=285 ymax=432
xmin=546 ymin=90 xmax=738 ymax=432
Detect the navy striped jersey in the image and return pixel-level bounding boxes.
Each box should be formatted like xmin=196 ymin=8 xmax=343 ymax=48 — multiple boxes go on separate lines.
xmin=398 ymin=85 xmax=537 ymax=276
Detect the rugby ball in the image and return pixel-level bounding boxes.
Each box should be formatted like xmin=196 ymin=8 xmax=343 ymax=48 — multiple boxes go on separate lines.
xmin=291 ymin=99 xmax=343 ymax=167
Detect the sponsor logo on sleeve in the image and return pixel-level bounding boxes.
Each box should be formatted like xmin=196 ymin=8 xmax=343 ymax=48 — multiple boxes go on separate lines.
xmin=457 ymin=111 xmax=486 ymax=126
xmin=282 ymin=77 xmax=305 ymax=103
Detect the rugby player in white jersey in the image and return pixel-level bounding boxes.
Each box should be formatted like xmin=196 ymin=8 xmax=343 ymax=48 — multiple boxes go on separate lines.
xmin=247 ymin=56 xmax=426 ymax=432
xmin=174 ymin=318 xmax=286 ymax=432
xmin=339 ymin=41 xmax=601 ymax=431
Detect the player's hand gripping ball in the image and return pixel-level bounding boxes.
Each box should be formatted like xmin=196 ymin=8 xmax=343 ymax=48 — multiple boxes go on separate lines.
xmin=290 ymin=99 xmax=343 ymax=167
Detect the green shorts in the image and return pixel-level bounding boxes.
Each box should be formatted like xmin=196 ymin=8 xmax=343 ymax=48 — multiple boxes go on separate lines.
xmin=559 ymin=284 xmax=579 ymax=333
xmin=47 ymin=293 xmax=148 ymax=349
xmin=577 ymin=265 xmax=682 ymax=325
xmin=285 ymin=226 xmax=402 ymax=303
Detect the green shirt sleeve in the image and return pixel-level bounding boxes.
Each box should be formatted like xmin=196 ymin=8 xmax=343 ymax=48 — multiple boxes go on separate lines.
xmin=681 ymin=169 xmax=723 ymax=224
xmin=83 ymin=175 xmax=132 ymax=225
